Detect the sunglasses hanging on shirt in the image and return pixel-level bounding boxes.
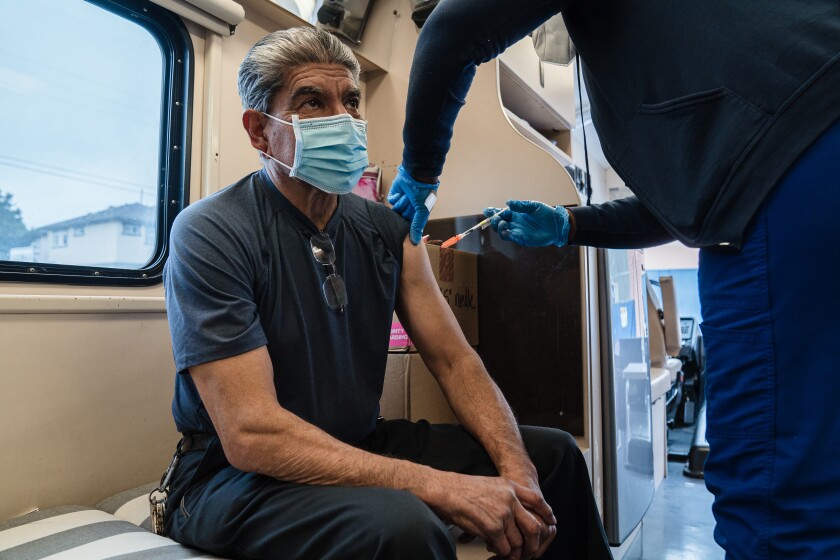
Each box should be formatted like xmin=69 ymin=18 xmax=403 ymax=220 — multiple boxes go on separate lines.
xmin=310 ymin=232 xmax=348 ymax=313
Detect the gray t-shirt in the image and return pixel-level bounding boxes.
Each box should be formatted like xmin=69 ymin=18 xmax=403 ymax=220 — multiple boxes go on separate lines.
xmin=164 ymin=169 xmax=410 ymax=443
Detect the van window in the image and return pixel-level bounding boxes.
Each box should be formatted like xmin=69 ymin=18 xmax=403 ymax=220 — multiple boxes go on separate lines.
xmin=0 ymin=0 xmax=191 ymax=285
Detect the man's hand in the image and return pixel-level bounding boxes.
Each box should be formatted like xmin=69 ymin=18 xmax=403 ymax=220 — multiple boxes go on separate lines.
xmin=484 ymin=200 xmax=570 ymax=247
xmin=504 ymin=472 xmax=557 ymax=558
xmin=387 ymin=165 xmax=438 ymax=245
xmin=428 ymin=472 xmax=554 ymax=560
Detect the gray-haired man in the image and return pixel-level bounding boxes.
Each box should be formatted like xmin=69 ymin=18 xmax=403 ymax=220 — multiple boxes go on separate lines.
xmin=162 ymin=27 xmax=611 ymax=560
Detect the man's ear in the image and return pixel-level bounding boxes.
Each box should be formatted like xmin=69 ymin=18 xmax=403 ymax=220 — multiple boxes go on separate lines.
xmin=242 ymin=109 xmax=269 ymax=152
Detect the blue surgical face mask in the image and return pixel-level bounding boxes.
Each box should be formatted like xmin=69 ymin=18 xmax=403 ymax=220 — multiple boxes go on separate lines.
xmin=260 ymin=112 xmax=369 ymax=195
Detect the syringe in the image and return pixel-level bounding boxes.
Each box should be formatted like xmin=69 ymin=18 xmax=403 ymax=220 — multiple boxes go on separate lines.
xmin=441 ymin=206 xmax=508 ymax=249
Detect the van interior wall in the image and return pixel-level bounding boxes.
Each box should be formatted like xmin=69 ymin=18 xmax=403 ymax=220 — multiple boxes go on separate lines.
xmin=1 ymin=1 xmax=588 ymax=521
xmin=0 ymin=310 xmax=178 ymax=521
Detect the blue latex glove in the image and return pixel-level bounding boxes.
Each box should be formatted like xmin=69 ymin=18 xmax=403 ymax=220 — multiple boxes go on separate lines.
xmin=483 ymin=199 xmax=570 ymax=247
xmin=387 ymin=166 xmax=439 ymax=245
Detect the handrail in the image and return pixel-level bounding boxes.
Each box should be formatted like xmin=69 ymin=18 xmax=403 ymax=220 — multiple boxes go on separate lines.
xmin=0 ymin=295 xmax=166 ymax=314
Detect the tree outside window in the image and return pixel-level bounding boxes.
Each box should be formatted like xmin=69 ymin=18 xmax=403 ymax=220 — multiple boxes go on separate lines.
xmin=0 ymin=190 xmax=30 ymax=260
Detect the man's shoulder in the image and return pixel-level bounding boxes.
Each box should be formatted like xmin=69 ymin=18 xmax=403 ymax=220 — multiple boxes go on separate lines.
xmin=339 ymin=195 xmax=409 ymax=263
xmin=170 ymin=171 xmax=269 ymax=260
xmin=342 ymin=194 xmax=410 ymax=240
xmin=176 ymin=172 xmax=262 ymax=229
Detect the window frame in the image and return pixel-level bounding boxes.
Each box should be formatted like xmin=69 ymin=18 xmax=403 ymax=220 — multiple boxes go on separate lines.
xmin=0 ymin=0 xmax=192 ymax=286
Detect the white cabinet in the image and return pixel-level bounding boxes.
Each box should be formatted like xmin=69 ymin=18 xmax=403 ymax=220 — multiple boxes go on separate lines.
xmin=499 ymin=37 xmax=577 ymax=162
xmin=238 ymin=0 xmax=398 ymax=73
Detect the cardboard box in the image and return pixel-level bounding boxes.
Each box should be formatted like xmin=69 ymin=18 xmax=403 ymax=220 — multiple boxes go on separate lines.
xmin=381 ymin=352 xmax=459 ymax=424
xmin=426 ymin=244 xmax=478 ymax=346
xmin=388 ymin=245 xmax=478 ymax=350
xmin=381 ymin=352 xmax=410 ymax=420
xmin=407 ymin=353 xmax=459 ymax=424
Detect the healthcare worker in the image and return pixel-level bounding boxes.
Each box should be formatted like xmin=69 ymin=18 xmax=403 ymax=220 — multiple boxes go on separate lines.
xmin=387 ymin=0 xmax=840 ymax=558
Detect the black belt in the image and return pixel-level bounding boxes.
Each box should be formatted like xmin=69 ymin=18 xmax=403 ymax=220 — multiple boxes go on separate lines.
xmin=179 ymin=433 xmax=215 ymax=453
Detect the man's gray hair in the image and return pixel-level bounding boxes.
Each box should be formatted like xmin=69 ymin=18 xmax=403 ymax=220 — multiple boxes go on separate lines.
xmin=238 ymin=27 xmax=361 ymax=113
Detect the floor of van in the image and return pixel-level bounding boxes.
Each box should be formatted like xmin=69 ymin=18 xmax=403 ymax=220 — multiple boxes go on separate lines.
xmin=626 ymin=460 xmax=723 ymax=559
xmin=667 ymin=424 xmax=696 ymax=459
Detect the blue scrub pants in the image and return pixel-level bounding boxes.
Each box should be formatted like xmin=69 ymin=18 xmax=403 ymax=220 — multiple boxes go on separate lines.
xmin=699 ymin=120 xmax=840 ymax=559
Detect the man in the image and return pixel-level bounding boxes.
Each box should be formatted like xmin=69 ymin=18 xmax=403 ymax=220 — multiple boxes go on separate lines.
xmin=162 ymin=27 xmax=611 ymax=560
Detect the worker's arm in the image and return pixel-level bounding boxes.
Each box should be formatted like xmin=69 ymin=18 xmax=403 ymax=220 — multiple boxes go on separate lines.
xmin=392 ymin=0 xmax=579 ymax=246
xmin=394 ymin=239 xmax=558 ymax=557
xmin=485 ymin=196 xmax=675 ymax=249
xmin=401 ymin=0 xmax=579 ymax=180
xmin=568 ymin=195 xmax=674 ymax=248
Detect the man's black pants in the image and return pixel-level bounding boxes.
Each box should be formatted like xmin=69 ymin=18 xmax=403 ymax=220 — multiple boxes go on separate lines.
xmin=165 ymin=421 xmax=613 ymax=560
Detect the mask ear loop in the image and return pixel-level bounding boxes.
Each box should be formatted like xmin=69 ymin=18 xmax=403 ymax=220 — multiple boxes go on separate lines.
xmin=289 ymin=114 xmax=304 ymax=170
xmin=260 ymin=151 xmax=293 ymax=171
xmin=259 ymin=111 xmax=298 ymax=173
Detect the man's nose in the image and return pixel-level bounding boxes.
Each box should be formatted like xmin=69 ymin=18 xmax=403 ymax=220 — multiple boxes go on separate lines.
xmin=325 ymin=99 xmax=352 ymax=116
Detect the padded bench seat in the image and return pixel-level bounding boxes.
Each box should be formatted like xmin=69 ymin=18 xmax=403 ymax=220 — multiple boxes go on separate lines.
xmin=1 ymin=484 xmax=488 ymax=560
xmin=0 ymin=505 xmax=222 ymax=559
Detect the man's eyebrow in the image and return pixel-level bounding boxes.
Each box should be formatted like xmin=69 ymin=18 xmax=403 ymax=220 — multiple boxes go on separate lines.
xmin=290 ymin=86 xmax=324 ymax=100
xmin=346 ymin=88 xmax=361 ymax=98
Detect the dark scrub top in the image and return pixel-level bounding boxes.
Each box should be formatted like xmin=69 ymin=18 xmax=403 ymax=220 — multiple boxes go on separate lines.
xmin=401 ymin=0 xmax=840 ymax=249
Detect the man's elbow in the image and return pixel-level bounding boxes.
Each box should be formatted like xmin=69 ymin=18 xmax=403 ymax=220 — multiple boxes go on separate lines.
xmin=427 ymin=348 xmax=483 ymax=384
xmin=216 ymin=424 xmax=263 ymax=473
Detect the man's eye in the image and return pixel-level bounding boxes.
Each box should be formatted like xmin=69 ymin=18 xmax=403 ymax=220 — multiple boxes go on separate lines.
xmin=304 ymin=99 xmax=320 ymax=108
xmin=347 ymin=98 xmax=360 ymax=110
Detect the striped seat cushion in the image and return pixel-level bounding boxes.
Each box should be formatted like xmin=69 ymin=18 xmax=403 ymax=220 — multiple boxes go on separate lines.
xmin=96 ymin=483 xmax=158 ymax=532
xmin=2 ymin=489 xmax=490 ymax=560
xmin=0 ymin=506 xmax=222 ymax=559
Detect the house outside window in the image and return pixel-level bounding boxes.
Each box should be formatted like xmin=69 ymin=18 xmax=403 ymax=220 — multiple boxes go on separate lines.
xmin=0 ymin=0 xmax=190 ymax=285
xmin=53 ymin=231 xmax=69 ymax=248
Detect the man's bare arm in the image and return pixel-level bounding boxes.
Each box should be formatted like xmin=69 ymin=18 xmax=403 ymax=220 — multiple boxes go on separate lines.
xmin=395 ymin=239 xmax=533 ymax=482
xmin=395 ymin=239 xmax=557 ymax=557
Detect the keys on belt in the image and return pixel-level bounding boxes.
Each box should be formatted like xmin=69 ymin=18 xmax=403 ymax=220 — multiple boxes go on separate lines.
xmin=148 ymin=434 xmax=215 ymax=535
xmin=148 ymin=438 xmax=184 ymax=536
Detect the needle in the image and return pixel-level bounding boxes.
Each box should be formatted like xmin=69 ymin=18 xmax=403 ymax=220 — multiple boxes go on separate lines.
xmin=441 ymin=206 xmax=508 ymax=249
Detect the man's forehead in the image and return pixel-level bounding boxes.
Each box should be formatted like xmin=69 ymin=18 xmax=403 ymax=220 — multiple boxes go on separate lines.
xmin=280 ymin=63 xmax=358 ymax=96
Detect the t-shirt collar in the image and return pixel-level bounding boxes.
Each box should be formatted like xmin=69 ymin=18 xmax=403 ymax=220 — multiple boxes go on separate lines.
xmin=258 ymin=168 xmax=343 ymax=236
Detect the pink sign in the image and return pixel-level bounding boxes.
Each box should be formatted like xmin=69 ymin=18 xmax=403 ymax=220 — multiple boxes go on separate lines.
xmin=389 ymin=321 xmax=412 ymax=349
